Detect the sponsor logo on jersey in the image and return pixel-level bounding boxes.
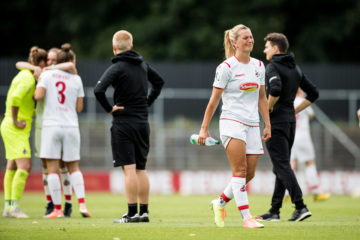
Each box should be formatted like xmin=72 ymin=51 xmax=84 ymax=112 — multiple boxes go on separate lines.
xmin=239 ymin=82 xmax=259 ymax=92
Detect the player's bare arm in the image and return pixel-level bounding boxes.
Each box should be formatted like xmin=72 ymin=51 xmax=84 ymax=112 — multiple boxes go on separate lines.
xmin=268 ymin=95 xmax=279 ymax=113
xmin=11 ymin=106 xmax=26 ymax=129
xmin=44 ymin=62 xmax=78 ymax=75
xmin=76 ymin=97 xmax=84 ymax=112
xmin=34 ymin=87 xmax=46 ymax=100
xmin=16 ymin=61 xmax=42 ymax=78
xmin=198 ymin=87 xmax=223 ymax=146
xmin=295 ymin=98 xmax=312 ymax=114
xmin=258 ymin=85 xmax=271 ymax=141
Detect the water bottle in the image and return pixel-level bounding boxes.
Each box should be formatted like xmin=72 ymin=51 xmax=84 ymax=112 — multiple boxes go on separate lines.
xmin=190 ymin=134 xmax=220 ymax=146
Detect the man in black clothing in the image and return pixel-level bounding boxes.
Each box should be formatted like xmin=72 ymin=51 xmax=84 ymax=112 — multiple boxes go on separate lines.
xmin=94 ymin=30 xmax=164 ymax=223
xmin=256 ymin=33 xmax=319 ymax=222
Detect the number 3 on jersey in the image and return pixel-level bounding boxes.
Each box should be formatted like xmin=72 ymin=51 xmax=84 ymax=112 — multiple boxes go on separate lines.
xmin=56 ymin=81 xmax=66 ymax=104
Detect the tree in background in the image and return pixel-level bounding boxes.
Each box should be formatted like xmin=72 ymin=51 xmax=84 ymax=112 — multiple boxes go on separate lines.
xmin=1 ymin=0 xmax=359 ymax=62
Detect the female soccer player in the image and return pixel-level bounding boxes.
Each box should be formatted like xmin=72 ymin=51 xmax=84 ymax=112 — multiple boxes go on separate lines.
xmin=1 ymin=46 xmax=47 ymax=218
xmin=34 ymin=43 xmax=90 ymax=218
xmin=290 ymin=88 xmax=330 ymax=201
xmin=16 ymin=47 xmax=77 ymax=217
xmin=198 ymin=24 xmax=271 ymax=229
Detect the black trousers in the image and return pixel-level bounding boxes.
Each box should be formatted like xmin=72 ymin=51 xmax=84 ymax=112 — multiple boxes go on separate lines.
xmin=266 ymin=122 xmax=306 ymax=213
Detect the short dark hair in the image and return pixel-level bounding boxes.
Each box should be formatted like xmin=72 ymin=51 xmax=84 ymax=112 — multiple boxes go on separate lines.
xmin=264 ymin=33 xmax=289 ymax=53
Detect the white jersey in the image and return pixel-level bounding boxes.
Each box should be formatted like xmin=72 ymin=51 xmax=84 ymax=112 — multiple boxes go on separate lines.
xmin=291 ymin=97 xmax=315 ymax=162
xmin=37 ymin=69 xmax=84 ymax=127
xmin=213 ymin=56 xmax=265 ymax=126
xmin=35 ymin=99 xmax=44 ymax=128
xmin=294 ymin=97 xmax=314 ymax=133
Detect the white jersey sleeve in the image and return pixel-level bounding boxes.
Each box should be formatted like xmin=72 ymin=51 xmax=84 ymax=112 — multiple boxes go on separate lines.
xmin=259 ymin=61 xmax=265 ymax=86
xmin=37 ymin=71 xmax=50 ymax=89
xmin=213 ymin=62 xmax=231 ymax=89
xmin=306 ymin=105 xmax=314 ymax=116
xmin=76 ymin=76 xmax=85 ymax=98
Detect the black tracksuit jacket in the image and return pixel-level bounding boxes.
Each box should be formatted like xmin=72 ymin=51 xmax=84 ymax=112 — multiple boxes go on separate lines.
xmin=94 ymin=50 xmax=164 ymax=123
xmin=265 ymin=53 xmax=319 ymax=211
xmin=265 ymin=53 xmax=319 ymax=124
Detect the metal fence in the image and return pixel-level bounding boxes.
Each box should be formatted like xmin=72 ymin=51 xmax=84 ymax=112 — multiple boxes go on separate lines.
xmin=1 ymin=86 xmax=359 ymax=171
xmin=1 ymin=60 xmax=360 ymax=171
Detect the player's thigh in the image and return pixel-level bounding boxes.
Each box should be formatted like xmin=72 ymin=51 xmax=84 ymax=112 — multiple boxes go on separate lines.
xmin=34 ymin=127 xmax=42 ymax=158
xmin=40 ymin=126 xmax=62 ymax=159
xmin=62 ymin=127 xmax=80 ymax=161
xmin=245 ymin=126 xmax=264 ymax=155
xmin=1 ymin=120 xmax=31 ymax=160
xmin=296 ymin=135 xmax=315 ymax=163
xmin=220 ymin=119 xmax=247 ymax=149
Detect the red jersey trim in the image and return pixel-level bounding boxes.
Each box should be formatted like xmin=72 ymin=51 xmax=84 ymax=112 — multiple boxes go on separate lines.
xmin=235 ymin=74 xmax=245 ymax=77
xmin=225 ymin=137 xmax=233 ymax=150
xmin=220 ymin=118 xmax=260 ymax=127
xmin=213 ymin=86 xmax=224 ymax=89
xmin=224 ymin=62 xmax=231 ymax=68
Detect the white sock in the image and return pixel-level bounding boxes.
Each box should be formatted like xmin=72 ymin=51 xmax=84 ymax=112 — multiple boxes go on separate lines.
xmin=60 ymin=168 xmax=72 ymax=204
xmin=218 ymin=181 xmax=233 ymax=207
xmin=47 ymin=173 xmax=62 ymax=207
xmin=231 ymin=177 xmax=251 ymax=220
xmin=70 ymin=171 xmax=85 ymax=203
xmin=42 ymin=168 xmax=52 ymax=203
xmin=305 ymin=164 xmax=320 ymax=194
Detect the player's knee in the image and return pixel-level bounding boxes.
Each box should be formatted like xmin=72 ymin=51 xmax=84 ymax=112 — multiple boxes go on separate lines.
xmin=247 ymin=172 xmax=255 ymax=182
xmin=232 ymin=167 xmax=246 ymax=178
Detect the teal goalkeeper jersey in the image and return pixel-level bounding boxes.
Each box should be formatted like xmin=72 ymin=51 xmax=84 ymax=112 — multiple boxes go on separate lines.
xmin=4 ymin=69 xmax=36 ymax=122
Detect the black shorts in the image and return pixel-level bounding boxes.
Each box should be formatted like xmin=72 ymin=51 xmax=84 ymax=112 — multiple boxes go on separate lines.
xmin=111 ymin=122 xmax=150 ymax=170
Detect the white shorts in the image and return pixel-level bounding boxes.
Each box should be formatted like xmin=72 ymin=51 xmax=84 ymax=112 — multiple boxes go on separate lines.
xmin=40 ymin=126 xmax=80 ymax=161
xmin=290 ymin=132 xmax=315 ymax=163
xmin=219 ymin=119 xmax=264 ymax=155
xmin=34 ymin=127 xmax=41 ymax=158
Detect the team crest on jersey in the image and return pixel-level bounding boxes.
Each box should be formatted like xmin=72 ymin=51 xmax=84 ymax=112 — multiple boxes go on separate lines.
xmin=255 ymin=69 xmax=260 ymax=78
xmin=239 ymin=82 xmax=259 ymax=92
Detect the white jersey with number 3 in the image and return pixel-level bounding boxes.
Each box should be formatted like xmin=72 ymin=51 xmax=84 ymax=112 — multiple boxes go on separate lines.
xmin=37 ymin=69 xmax=84 ymax=127
xmin=213 ymin=56 xmax=265 ymax=126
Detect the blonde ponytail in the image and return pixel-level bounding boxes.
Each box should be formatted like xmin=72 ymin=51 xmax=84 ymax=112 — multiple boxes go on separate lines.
xmin=224 ymin=30 xmax=235 ymax=59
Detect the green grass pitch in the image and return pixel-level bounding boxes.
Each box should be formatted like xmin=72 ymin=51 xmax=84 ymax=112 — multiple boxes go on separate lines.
xmin=0 ymin=193 xmax=359 ymax=240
